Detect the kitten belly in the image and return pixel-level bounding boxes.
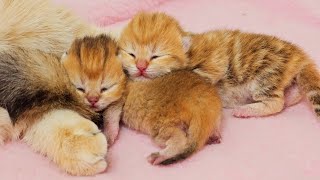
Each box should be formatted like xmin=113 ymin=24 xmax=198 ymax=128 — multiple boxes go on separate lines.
xmin=217 ymin=83 xmax=252 ymax=108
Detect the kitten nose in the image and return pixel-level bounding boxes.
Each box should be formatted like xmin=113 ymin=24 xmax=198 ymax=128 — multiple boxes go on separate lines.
xmin=136 ymin=60 xmax=148 ymax=72
xmin=87 ymin=96 xmax=99 ymax=105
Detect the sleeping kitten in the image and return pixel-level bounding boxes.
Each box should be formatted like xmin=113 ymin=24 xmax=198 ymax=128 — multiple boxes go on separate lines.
xmin=123 ymin=70 xmax=222 ymax=165
xmin=120 ymin=12 xmax=320 ymax=119
xmin=61 ymin=35 xmax=126 ymax=145
xmin=118 ymin=12 xmax=222 ymax=165
xmin=118 ymin=12 xmax=188 ymax=80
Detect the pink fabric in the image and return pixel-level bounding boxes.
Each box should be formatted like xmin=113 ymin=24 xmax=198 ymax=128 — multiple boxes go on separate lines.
xmin=1 ymin=0 xmax=320 ymax=179
xmin=52 ymin=0 xmax=169 ymax=26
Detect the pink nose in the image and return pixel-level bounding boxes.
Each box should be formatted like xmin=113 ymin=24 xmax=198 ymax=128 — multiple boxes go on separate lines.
xmin=87 ymin=96 xmax=99 ymax=105
xmin=136 ymin=60 xmax=148 ymax=72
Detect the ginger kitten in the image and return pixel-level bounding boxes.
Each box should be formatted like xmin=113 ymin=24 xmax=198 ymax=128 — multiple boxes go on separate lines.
xmin=186 ymin=30 xmax=320 ymax=118
xmin=118 ymin=12 xmax=188 ymax=81
xmin=123 ymin=70 xmax=222 ymax=165
xmin=61 ymin=34 xmax=126 ymax=145
xmin=120 ymin=12 xmax=320 ymax=119
xmin=118 ymin=12 xmax=222 ymax=165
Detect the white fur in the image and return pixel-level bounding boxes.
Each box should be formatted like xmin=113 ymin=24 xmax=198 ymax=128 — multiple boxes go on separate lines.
xmin=23 ymin=109 xmax=108 ymax=176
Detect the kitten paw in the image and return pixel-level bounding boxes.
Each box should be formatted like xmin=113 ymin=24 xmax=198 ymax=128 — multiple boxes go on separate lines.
xmin=232 ymin=107 xmax=256 ymax=118
xmin=147 ymin=152 xmax=167 ymax=165
xmin=58 ymin=121 xmax=108 ymax=175
xmin=206 ymin=134 xmax=221 ymax=145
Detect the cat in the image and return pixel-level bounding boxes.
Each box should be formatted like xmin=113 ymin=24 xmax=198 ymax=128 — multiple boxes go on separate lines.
xmin=119 ymin=12 xmax=320 ymax=119
xmin=61 ymin=34 xmax=126 ymax=146
xmin=0 ymin=0 xmax=119 ymax=175
xmin=118 ymin=12 xmax=188 ymax=81
xmin=123 ymin=70 xmax=222 ymax=165
xmin=118 ymin=12 xmax=223 ymax=165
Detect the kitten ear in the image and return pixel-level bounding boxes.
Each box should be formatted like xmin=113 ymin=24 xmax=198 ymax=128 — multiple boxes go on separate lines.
xmin=182 ymin=36 xmax=192 ymax=52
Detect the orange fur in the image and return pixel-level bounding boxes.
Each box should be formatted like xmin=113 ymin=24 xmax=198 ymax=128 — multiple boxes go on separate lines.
xmin=119 ymin=12 xmax=222 ymax=165
xmin=123 ymin=70 xmax=222 ymax=165
xmin=62 ymin=35 xmax=126 ymax=145
xmin=119 ymin=12 xmax=188 ymax=80
xmin=122 ymin=12 xmax=320 ymax=119
xmin=187 ymin=30 xmax=320 ymax=118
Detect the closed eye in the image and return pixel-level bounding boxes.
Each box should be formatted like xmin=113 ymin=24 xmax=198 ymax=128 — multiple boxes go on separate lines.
xmin=128 ymin=53 xmax=136 ymax=58
xmin=100 ymin=83 xmax=117 ymax=93
xmin=76 ymin=87 xmax=85 ymax=93
xmin=150 ymin=55 xmax=160 ymax=60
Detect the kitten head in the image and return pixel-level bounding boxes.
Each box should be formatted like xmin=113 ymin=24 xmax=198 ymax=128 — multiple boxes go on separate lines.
xmin=61 ymin=34 xmax=126 ymax=112
xmin=118 ymin=12 xmax=190 ymax=81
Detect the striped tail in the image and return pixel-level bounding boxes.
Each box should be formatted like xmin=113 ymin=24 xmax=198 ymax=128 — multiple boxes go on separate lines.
xmin=297 ymin=63 xmax=320 ymax=117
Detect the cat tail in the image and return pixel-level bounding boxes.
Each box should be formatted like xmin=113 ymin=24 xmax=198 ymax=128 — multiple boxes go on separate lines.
xmin=296 ymin=62 xmax=320 ymax=118
xmin=159 ymin=115 xmax=215 ymax=165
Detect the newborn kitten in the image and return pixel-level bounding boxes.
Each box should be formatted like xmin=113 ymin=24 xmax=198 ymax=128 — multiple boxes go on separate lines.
xmin=119 ymin=12 xmax=222 ymax=165
xmin=186 ymin=30 xmax=320 ymax=118
xmin=120 ymin=12 xmax=320 ymax=119
xmin=61 ymin=34 xmax=126 ymax=145
xmin=118 ymin=12 xmax=188 ymax=81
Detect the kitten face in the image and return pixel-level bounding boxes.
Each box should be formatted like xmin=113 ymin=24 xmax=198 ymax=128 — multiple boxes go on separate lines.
xmin=62 ymin=35 xmax=126 ymax=112
xmin=118 ymin=12 xmax=189 ymax=81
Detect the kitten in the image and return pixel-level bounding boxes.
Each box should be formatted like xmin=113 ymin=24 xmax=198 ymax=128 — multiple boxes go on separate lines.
xmin=123 ymin=70 xmax=222 ymax=165
xmin=61 ymin=35 xmax=126 ymax=146
xmin=119 ymin=12 xmax=222 ymax=165
xmin=185 ymin=30 xmax=319 ymax=118
xmin=118 ymin=12 xmax=188 ymax=81
xmin=0 ymin=0 xmax=110 ymax=175
xmin=120 ymin=12 xmax=320 ymax=119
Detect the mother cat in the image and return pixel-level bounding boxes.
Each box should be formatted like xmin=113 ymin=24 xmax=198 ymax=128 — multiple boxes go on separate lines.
xmin=0 ymin=0 xmax=118 ymax=176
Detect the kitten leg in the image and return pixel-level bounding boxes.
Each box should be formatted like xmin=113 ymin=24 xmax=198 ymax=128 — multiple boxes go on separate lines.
xmin=103 ymin=102 xmax=123 ymax=146
xmin=232 ymin=95 xmax=284 ymax=118
xmin=23 ymin=109 xmax=107 ymax=176
xmin=148 ymin=127 xmax=187 ymax=165
xmin=284 ymin=83 xmax=302 ymax=107
xmin=0 ymin=108 xmax=14 ymax=145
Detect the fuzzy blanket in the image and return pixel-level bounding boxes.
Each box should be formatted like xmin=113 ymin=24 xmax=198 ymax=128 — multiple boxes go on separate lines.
xmin=1 ymin=0 xmax=320 ymax=179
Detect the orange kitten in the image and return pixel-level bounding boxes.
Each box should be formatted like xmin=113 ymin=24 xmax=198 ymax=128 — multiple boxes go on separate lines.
xmin=61 ymin=35 xmax=126 ymax=145
xmin=185 ymin=30 xmax=320 ymax=118
xmin=121 ymin=12 xmax=320 ymax=119
xmin=119 ymin=12 xmax=222 ymax=165
xmin=123 ymin=70 xmax=222 ymax=165
xmin=118 ymin=12 xmax=188 ymax=81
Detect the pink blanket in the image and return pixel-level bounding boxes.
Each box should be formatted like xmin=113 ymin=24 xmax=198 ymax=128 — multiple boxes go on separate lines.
xmin=1 ymin=0 xmax=320 ymax=179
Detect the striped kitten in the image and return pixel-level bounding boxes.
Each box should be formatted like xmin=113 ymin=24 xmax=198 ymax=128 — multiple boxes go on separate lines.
xmin=61 ymin=35 xmax=126 ymax=146
xmin=120 ymin=12 xmax=320 ymax=119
